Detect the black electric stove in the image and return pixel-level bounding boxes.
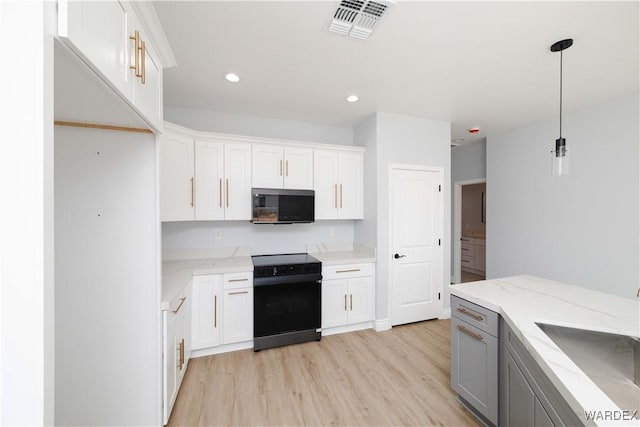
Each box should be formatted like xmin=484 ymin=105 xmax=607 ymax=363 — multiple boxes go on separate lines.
xmin=252 ymin=253 xmax=322 ymax=351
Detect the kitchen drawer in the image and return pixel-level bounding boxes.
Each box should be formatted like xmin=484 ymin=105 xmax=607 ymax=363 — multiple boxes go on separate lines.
xmin=223 ymin=271 xmax=253 ymax=290
xmin=461 ymin=243 xmax=474 ymax=255
xmin=461 ymin=256 xmax=474 ymax=269
xmin=475 ymin=238 xmax=486 ymax=248
xmin=452 ymin=296 xmax=498 ymax=337
xmin=461 ymin=236 xmax=473 ymax=244
xmin=323 ymin=263 xmax=373 ymax=280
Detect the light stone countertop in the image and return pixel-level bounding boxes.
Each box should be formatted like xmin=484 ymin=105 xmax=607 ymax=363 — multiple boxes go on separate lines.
xmin=449 ymin=275 xmax=640 ymax=426
xmin=161 ymin=247 xmax=253 ymax=311
xmin=307 ymin=242 xmax=376 ymax=266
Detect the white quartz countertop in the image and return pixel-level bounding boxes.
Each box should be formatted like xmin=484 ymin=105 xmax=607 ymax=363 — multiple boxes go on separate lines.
xmin=449 ymin=276 xmax=640 ymax=426
xmin=161 ymin=256 xmax=253 ymax=311
xmin=308 ymin=242 xmax=376 ymax=266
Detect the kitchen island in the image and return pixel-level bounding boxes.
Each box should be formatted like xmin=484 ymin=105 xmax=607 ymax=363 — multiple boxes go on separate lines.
xmin=449 ymin=275 xmax=639 ymax=426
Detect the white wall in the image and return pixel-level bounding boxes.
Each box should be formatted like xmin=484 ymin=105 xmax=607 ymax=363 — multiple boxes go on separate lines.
xmin=353 ymin=115 xmax=378 ymax=250
xmin=355 ymin=112 xmax=451 ymax=321
xmin=164 ymin=105 xmax=354 ymax=146
xmin=163 ymin=221 xmax=355 ymax=255
xmin=487 ymin=91 xmax=639 ymax=298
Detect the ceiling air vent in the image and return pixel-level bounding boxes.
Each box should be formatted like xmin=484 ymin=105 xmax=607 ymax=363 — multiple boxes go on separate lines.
xmin=328 ymin=0 xmax=395 ymax=40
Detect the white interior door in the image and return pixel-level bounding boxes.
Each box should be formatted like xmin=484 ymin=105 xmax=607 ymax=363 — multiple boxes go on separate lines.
xmin=391 ymin=167 xmax=443 ymax=326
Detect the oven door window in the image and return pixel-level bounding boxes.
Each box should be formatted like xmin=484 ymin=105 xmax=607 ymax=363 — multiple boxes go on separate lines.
xmin=254 ymin=281 xmax=320 ymax=338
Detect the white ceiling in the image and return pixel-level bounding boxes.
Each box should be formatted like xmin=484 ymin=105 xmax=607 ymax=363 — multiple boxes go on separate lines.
xmin=153 ymin=1 xmax=639 ymax=145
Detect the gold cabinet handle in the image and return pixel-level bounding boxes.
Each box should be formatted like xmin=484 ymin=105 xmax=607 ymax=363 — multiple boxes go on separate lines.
xmin=457 ymin=325 xmax=483 ymax=341
xmin=456 ymin=307 xmax=483 ymax=321
xmin=340 ymin=183 xmax=343 ymax=208
xmin=140 ymin=40 xmax=145 ymax=84
xmin=350 ymin=294 xmax=353 ymax=311
xmin=228 ymin=278 xmax=248 ymax=282
xmin=190 ymin=177 xmax=194 ymax=207
xmin=285 ymin=160 xmax=289 ymax=176
xmin=219 ymin=178 xmax=222 ymax=208
xmin=172 ymin=297 xmax=186 ymax=315
xmin=214 ymin=295 xmax=217 ymax=328
xmin=229 ymin=290 xmax=249 ymax=295
xmin=336 ymin=268 xmax=360 ymax=273
xmin=129 ymin=31 xmax=140 ymax=77
xmin=334 ymin=184 xmax=338 ymax=208
xmin=226 ymin=179 xmax=229 ymax=208
xmin=280 ymin=160 xmax=283 ymax=176
xmin=180 ymin=339 xmax=185 ymax=369
xmin=344 ymin=294 xmax=347 ymax=311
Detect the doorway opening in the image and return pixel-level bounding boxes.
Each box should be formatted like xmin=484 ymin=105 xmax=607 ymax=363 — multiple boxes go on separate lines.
xmin=453 ymin=179 xmax=486 ymax=284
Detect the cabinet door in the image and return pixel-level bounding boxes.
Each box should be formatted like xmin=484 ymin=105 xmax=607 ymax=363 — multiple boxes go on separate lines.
xmin=501 ymin=349 xmax=535 ymax=427
xmin=59 ymin=0 xmax=130 ymax=98
xmin=347 ymin=276 xmax=373 ymax=324
xmin=191 ymin=275 xmax=221 ymax=350
xmin=313 ymin=150 xmax=339 ymax=220
xmin=451 ymin=317 xmax=498 ymax=424
xmin=322 ymin=279 xmax=348 ymax=329
xmin=169 ymin=316 xmax=180 ymax=409
xmin=160 ymin=134 xmax=194 ymax=221
xmin=283 ymin=147 xmax=313 ymax=190
xmin=224 ymin=143 xmax=252 ymax=220
xmin=337 ymin=152 xmax=363 ymax=219
xmin=475 ymin=245 xmax=486 ymax=273
xmin=223 ymin=288 xmax=253 ymax=344
xmin=162 ymin=312 xmax=175 ymax=425
xmin=252 ymin=144 xmax=283 ymax=189
xmin=175 ymin=305 xmax=187 ymax=385
xmin=534 ymin=396 xmax=555 ymax=427
xmin=195 ymin=141 xmax=224 ymax=220
xmin=129 ymin=19 xmax=162 ymax=129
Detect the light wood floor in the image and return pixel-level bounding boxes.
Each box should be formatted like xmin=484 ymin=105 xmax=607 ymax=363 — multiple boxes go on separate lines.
xmin=169 ymin=319 xmax=481 ymax=426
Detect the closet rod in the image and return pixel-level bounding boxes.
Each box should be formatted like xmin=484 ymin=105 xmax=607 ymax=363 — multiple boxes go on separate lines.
xmin=54 ymin=120 xmax=153 ymax=134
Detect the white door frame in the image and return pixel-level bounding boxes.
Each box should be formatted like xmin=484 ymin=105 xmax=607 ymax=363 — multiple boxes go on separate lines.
xmin=388 ymin=163 xmax=445 ymax=325
xmin=452 ymin=178 xmax=486 ymax=284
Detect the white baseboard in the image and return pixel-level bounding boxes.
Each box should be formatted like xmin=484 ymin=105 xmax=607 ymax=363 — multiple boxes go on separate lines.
xmin=438 ymin=308 xmax=451 ymax=319
xmin=374 ymin=318 xmax=392 ymax=331
xmin=322 ymin=322 xmax=373 ymax=336
xmin=191 ymin=341 xmax=253 ymax=358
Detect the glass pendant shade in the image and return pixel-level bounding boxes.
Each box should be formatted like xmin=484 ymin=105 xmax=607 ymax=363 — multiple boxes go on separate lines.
xmin=552 ymin=137 xmax=569 ymax=176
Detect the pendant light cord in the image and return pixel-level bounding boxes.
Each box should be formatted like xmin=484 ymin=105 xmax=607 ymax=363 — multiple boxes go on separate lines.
xmin=559 ymin=50 xmax=563 ymax=139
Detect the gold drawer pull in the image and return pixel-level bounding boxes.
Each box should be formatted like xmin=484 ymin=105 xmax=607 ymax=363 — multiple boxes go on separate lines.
xmin=457 ymin=325 xmax=483 ymax=341
xmin=229 ymin=290 xmax=249 ymax=295
xmin=457 ymin=307 xmax=483 ymax=321
xmin=344 ymin=294 xmax=347 ymax=311
xmin=172 ymin=297 xmax=186 ymax=314
xmin=336 ymin=268 xmax=361 ymax=273
xmin=228 ymin=278 xmax=249 ymax=282
xmin=214 ymin=295 xmax=217 ymax=327
xmin=190 ymin=177 xmax=194 ymax=207
xmin=350 ymin=294 xmax=353 ymax=311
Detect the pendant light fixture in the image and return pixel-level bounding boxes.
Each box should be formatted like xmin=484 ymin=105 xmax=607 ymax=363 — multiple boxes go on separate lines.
xmin=550 ymin=38 xmax=573 ymax=176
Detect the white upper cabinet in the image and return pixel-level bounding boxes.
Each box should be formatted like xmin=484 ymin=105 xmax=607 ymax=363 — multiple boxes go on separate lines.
xmin=57 ymin=0 xmax=170 ymax=131
xmin=160 ymin=133 xmax=195 ymax=221
xmin=314 ymin=150 xmax=364 ymax=219
xmin=252 ymin=145 xmax=313 ymax=190
xmin=194 ymin=140 xmax=252 ymax=221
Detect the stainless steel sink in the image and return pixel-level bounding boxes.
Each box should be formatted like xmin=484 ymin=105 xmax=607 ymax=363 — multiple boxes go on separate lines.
xmin=537 ymin=323 xmax=640 ymax=414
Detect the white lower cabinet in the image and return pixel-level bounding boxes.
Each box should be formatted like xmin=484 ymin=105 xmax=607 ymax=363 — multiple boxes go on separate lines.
xmin=322 ymin=264 xmax=374 ymax=330
xmin=222 ymin=272 xmax=254 ymax=344
xmin=191 ymin=275 xmax=222 ymax=350
xmin=163 ymin=286 xmax=190 ymax=425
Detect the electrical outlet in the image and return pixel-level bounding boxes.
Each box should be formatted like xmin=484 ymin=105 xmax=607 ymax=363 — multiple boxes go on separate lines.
xmin=214 ymin=229 xmax=222 ymax=240
xmin=329 ymin=226 xmax=335 ymax=237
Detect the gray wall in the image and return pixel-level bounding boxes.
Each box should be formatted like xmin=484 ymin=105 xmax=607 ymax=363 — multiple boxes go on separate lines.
xmin=164 ymin=105 xmax=353 ymax=146
xmin=487 ymin=91 xmax=639 ymax=298
xmin=355 ymin=112 xmax=451 ymax=321
xmin=161 ymin=106 xmax=358 ymax=255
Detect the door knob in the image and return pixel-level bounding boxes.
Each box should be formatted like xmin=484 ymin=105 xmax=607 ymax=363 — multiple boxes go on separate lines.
xmin=394 ymin=253 xmax=406 ymax=259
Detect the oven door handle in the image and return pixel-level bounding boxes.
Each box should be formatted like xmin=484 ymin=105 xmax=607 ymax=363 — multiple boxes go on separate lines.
xmin=253 ymin=273 xmax=322 ymax=287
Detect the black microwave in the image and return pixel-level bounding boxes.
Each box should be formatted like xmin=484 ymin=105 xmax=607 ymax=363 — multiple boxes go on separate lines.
xmin=251 ymin=188 xmax=315 ymax=224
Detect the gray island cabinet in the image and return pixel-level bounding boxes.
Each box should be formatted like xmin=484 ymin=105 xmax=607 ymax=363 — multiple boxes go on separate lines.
xmin=450 ymin=295 xmax=499 ymax=425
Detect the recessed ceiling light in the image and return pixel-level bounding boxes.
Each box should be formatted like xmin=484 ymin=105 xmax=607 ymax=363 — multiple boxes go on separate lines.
xmin=225 ymin=73 xmax=240 ymax=83
xmin=346 ymin=95 xmax=359 ymax=103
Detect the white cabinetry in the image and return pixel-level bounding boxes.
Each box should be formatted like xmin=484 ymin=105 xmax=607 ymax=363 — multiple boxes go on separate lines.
xmin=160 ymin=132 xmax=194 ymax=221
xmin=461 ymin=237 xmax=486 ymax=275
xmin=163 ymin=286 xmax=190 ymax=425
xmin=252 ymin=144 xmax=313 ymax=190
xmin=191 ymin=275 xmax=221 ymax=350
xmin=194 ymin=141 xmax=252 ymax=220
xmin=314 ymin=150 xmax=364 ymax=220
xmin=322 ymin=264 xmax=374 ymax=331
xmin=222 ymin=272 xmax=254 ymax=344
xmin=57 ymin=0 xmax=165 ymax=130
